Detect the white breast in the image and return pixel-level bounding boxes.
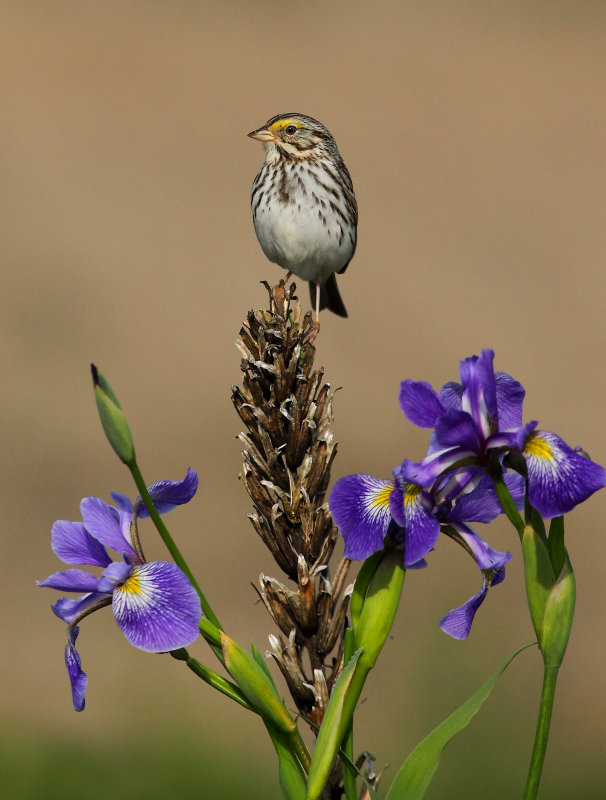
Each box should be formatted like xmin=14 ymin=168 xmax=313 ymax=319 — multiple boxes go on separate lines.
xmin=251 ymin=160 xmax=356 ymax=285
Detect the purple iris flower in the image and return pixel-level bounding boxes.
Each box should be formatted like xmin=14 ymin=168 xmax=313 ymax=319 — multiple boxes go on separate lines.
xmin=329 ymin=468 xmax=520 ymax=638
xmin=399 ymin=349 xmax=606 ymax=518
xmin=38 ymin=468 xmax=202 ymax=710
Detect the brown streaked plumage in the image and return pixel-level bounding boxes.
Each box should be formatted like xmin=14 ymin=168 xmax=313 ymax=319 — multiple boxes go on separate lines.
xmin=248 ymin=113 xmax=357 ymax=319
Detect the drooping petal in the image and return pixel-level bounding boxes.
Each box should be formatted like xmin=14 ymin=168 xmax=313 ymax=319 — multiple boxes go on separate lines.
xmin=65 ymin=626 xmax=88 ymax=712
xmin=495 ymin=371 xmax=525 ymax=430
xmin=51 ymin=593 xmax=110 ymax=624
xmin=522 ymin=430 xmax=606 ymax=517
xmin=449 ymin=523 xmax=512 ymax=570
xmin=136 ymin=468 xmax=199 ymax=518
xmin=398 ymin=380 xmax=444 ymax=428
xmin=37 ymin=568 xmax=103 ymax=593
xmin=50 ymin=520 xmax=111 ymax=568
xmin=439 ymin=578 xmax=490 ymax=640
xmin=80 ymin=497 xmax=138 ymax=560
xmin=390 ymin=477 xmax=440 ymax=566
xmin=112 ymin=562 xmax=202 ymax=652
xmin=329 ymin=474 xmax=394 ymax=560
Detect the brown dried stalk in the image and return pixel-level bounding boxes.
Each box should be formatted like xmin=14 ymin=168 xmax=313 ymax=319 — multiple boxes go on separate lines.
xmin=232 ymin=280 xmax=353 ymax=736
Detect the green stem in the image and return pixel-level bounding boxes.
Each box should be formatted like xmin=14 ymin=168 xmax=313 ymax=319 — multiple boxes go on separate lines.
xmin=129 ymin=460 xmax=222 ymax=630
xmin=523 ymin=665 xmax=559 ymax=800
xmin=489 ymin=469 xmax=525 ymax=539
xmin=171 ymin=649 xmax=253 ymax=710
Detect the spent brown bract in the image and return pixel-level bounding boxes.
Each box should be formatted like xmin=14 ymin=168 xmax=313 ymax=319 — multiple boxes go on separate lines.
xmin=232 ymin=279 xmax=353 ymax=742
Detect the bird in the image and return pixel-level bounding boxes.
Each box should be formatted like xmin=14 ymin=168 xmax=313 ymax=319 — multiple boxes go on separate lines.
xmin=248 ymin=113 xmax=357 ymax=320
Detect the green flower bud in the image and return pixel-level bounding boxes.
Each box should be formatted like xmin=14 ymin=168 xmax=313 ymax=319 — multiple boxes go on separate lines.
xmin=91 ymin=365 xmax=135 ymax=465
xmin=220 ymin=633 xmax=296 ymax=735
xmin=540 ymin=553 xmax=576 ymax=669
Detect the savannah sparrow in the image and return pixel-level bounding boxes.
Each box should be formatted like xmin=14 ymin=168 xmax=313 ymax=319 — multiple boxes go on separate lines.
xmin=248 ymin=113 xmax=357 ymax=319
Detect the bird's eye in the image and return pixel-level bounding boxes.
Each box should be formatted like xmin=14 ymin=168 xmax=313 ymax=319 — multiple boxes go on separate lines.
xmin=285 ymin=125 xmax=297 ymax=135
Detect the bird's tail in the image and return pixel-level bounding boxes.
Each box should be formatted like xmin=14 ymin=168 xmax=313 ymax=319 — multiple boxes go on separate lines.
xmin=312 ymin=274 xmax=348 ymax=318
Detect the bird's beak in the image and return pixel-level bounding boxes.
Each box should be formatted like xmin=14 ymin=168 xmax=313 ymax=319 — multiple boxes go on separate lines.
xmin=247 ymin=127 xmax=276 ymax=142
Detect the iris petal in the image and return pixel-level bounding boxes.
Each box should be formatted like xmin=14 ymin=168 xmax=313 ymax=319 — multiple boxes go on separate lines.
xmin=80 ymin=497 xmax=138 ymax=559
xmin=329 ymin=474 xmax=394 ymax=560
xmin=137 ymin=468 xmax=199 ymax=517
xmin=439 ymin=579 xmax=489 ymax=640
xmin=51 ymin=593 xmax=109 ymax=624
xmin=523 ymin=430 xmax=606 ymax=518
xmin=37 ymin=568 xmax=103 ymax=593
xmin=65 ymin=626 xmax=88 ymax=712
xmin=112 ymin=562 xmax=201 ymax=652
xmin=398 ymin=380 xmax=444 ymax=428
xmin=50 ymin=520 xmax=111 ymax=568
xmin=495 ymin=371 xmax=525 ymax=429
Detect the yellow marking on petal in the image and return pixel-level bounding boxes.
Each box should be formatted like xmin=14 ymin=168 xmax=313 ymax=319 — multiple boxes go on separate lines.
xmin=120 ymin=572 xmax=142 ymax=595
xmin=524 ymin=434 xmax=554 ymax=460
xmin=371 ymin=485 xmax=393 ymax=509
xmin=404 ymin=484 xmax=422 ymax=504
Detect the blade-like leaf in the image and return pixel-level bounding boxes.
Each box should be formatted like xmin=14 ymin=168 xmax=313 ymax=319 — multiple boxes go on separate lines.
xmin=306 ymin=648 xmax=363 ymax=800
xmin=264 ymin=720 xmax=308 ymax=800
xmin=385 ymin=643 xmax=534 ymax=800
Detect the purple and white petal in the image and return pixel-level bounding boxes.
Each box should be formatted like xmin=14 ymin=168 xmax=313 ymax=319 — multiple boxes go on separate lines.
xmin=51 ymin=593 xmax=110 ymax=624
xmin=110 ymin=492 xmax=135 ymax=548
xmin=65 ymin=626 xmax=88 ymax=712
xmin=450 ymin=523 xmax=512 ymax=570
xmin=448 ymin=475 xmax=504 ymax=524
xmin=402 ymin=505 xmax=440 ymax=567
xmin=495 ymin=371 xmax=525 ymax=430
xmin=97 ymin=561 xmax=133 ymax=593
xmin=398 ymin=449 xmax=474 ymax=488
xmin=434 ymin=409 xmax=480 ymax=450
xmin=398 ymin=380 xmax=444 ymax=428
xmin=37 ymin=568 xmax=103 ymax=593
xmin=389 ymin=483 xmax=439 ymax=567
xmin=439 ymin=381 xmax=463 ymax=411
xmin=137 ymin=468 xmax=199 ymax=518
xmin=112 ymin=562 xmax=202 ymax=652
xmin=80 ymin=496 xmax=138 ymax=560
xmin=329 ymin=474 xmax=394 ymax=560
xmin=523 ymin=430 xmax=606 ymax=518
xmin=50 ymin=520 xmax=111 ymax=568
xmin=459 ymin=350 xmax=497 ymax=438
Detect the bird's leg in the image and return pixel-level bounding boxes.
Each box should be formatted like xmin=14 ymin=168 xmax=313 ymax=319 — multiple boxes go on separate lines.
xmin=314 ymin=283 xmax=321 ymax=323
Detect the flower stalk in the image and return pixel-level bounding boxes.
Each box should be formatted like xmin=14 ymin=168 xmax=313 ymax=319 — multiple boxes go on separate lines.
xmin=233 ymin=280 xmax=354 ymax=795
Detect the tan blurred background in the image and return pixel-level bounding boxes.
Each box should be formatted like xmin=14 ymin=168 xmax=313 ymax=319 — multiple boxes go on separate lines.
xmin=3 ymin=1 xmax=606 ymax=797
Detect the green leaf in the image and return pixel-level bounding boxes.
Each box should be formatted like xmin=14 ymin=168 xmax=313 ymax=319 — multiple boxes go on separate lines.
xmin=521 ymin=524 xmax=556 ymax=644
xmin=541 ymin=552 xmax=576 ymax=669
xmin=264 ymin=721 xmax=308 ymax=800
xmin=385 ymin=643 xmax=534 ymax=800
xmin=305 ymin=649 xmax=363 ymax=800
